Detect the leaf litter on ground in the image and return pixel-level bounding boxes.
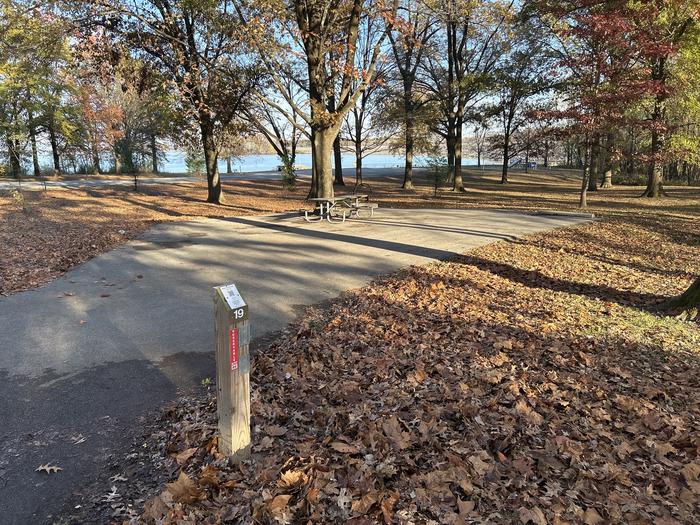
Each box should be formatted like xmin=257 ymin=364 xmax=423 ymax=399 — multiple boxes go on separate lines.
xmin=124 ymin=205 xmax=699 ymax=524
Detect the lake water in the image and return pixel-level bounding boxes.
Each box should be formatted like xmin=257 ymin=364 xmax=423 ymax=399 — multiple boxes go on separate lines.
xmin=162 ymin=152 xmax=480 ymax=173
xmin=31 ymin=150 xmax=483 ymax=174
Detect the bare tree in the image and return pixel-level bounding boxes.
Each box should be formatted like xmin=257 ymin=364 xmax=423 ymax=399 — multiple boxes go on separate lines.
xmin=422 ymin=0 xmax=514 ymax=191
xmin=342 ymin=15 xmax=395 ymax=188
xmin=236 ymin=0 xmax=397 ymax=198
xmin=388 ymin=0 xmax=437 ymax=189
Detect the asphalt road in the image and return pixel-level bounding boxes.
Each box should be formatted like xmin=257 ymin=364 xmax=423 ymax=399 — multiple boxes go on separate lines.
xmin=0 ymin=208 xmax=590 ymax=524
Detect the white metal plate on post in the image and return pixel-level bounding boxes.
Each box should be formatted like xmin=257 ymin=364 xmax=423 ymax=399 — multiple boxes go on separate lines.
xmin=218 ymin=283 xmax=247 ymax=310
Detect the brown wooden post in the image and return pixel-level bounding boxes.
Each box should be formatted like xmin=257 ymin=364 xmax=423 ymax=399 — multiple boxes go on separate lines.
xmin=213 ymin=283 xmax=251 ymax=460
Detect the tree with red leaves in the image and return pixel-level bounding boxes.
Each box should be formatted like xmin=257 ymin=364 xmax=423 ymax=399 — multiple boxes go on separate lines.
xmin=533 ymin=1 xmax=665 ymax=206
xmin=624 ymin=1 xmax=700 ymax=197
xmin=533 ymin=0 xmax=699 ymax=202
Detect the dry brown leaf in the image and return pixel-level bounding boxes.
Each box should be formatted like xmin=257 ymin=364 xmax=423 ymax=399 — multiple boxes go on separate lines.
xmin=380 ymin=492 xmax=399 ymax=525
xmin=265 ymin=425 xmax=288 ymax=437
xmin=468 ymin=452 xmax=492 ymax=477
xmin=457 ymin=499 xmax=475 ymax=516
xmin=515 ymin=398 xmax=544 ymax=426
xmin=681 ymin=461 xmax=700 ymax=483
xmin=351 ymin=491 xmax=379 ymax=515
xmin=142 ymin=494 xmax=170 ymax=521
xmin=277 ymin=469 xmax=308 ymax=489
xmin=643 ymin=413 xmax=664 ymax=431
xmin=199 ymin=465 xmax=220 ymax=488
xmin=266 ymin=494 xmax=292 ymax=520
xmin=519 ymin=506 xmax=547 ymax=525
xmin=382 ymin=416 xmax=412 ymax=450
xmin=330 ymin=441 xmax=361 ymax=454
xmin=173 ymin=447 xmax=198 ymax=466
xmin=582 ymin=507 xmax=604 ymax=525
xmin=166 ymin=471 xmax=202 ymax=504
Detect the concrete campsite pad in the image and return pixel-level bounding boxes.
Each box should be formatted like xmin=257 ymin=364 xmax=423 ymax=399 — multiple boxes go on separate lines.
xmin=0 ymin=208 xmax=591 ymax=524
xmin=0 ymin=208 xmax=591 ymax=377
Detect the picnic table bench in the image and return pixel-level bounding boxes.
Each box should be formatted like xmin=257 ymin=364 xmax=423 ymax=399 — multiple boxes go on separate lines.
xmin=303 ymin=194 xmax=378 ymax=223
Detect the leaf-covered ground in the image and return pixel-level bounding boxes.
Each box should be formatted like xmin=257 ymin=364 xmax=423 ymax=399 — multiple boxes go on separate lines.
xmin=3 ymin=170 xmax=699 ymax=523
xmin=117 ymin=179 xmax=699 ymax=524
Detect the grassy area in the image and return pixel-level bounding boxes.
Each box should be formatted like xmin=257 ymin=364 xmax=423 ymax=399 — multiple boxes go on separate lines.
xmin=15 ymin=169 xmax=693 ymax=523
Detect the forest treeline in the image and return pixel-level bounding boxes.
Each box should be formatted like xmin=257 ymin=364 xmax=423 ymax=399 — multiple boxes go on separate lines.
xmin=1 ymin=0 xmax=700 ymax=205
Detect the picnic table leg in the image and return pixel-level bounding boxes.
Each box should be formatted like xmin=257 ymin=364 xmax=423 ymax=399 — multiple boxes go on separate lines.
xmin=327 ymin=202 xmax=347 ymax=223
xmin=304 ymin=203 xmax=323 ymax=222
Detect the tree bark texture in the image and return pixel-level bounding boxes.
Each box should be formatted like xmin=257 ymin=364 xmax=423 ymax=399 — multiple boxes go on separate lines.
xmin=201 ymin=123 xmax=223 ymax=204
xmin=665 ymin=277 xmax=700 ymax=321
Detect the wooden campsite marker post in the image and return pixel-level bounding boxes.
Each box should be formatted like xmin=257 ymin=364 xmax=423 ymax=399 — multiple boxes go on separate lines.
xmin=214 ymin=283 xmax=251 ymax=460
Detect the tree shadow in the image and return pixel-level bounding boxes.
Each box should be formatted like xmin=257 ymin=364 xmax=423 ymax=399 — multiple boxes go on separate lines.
xmin=452 ymin=253 xmax=669 ymax=308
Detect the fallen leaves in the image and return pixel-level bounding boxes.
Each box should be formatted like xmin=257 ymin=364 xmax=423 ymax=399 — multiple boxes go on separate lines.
xmin=165 ymin=471 xmax=202 ymax=504
xmin=97 ymin=176 xmax=699 ymax=524
xmin=329 ymin=441 xmax=360 ymax=454
xmin=0 ymin=181 xmax=308 ymax=295
xmin=519 ymin=506 xmax=547 ymax=525
xmin=381 ymin=416 xmax=412 ymax=450
xmin=277 ymin=469 xmax=309 ymax=490
xmin=35 ymin=463 xmax=62 ymax=474
xmin=172 ymin=447 xmax=197 ymax=466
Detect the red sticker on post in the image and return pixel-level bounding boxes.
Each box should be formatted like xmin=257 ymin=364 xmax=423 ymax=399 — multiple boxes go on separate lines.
xmin=229 ymin=328 xmax=239 ymax=371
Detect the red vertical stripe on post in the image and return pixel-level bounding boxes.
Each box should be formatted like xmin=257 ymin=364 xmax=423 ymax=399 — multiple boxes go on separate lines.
xmin=229 ymin=328 xmax=239 ymax=371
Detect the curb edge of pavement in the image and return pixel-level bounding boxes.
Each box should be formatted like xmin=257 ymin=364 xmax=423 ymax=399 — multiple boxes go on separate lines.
xmin=528 ymin=210 xmax=597 ymax=219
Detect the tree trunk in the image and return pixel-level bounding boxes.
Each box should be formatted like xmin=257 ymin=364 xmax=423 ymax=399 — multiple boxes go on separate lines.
xmin=114 ymin=148 xmax=122 ymax=174
xmin=403 ymin=107 xmax=414 ymax=190
xmin=354 ymin=112 xmax=363 ymax=187
xmin=601 ymin=169 xmax=613 ymax=188
xmin=6 ymin=138 xmax=21 ymax=179
xmin=579 ymin=142 xmax=592 ymax=208
xmin=312 ymin=127 xmax=335 ymax=199
xmin=643 ymin=94 xmax=665 ymax=198
xmin=325 ymin=94 xmax=344 ymax=187
xmin=453 ymin=117 xmax=464 ymax=192
xmin=49 ymin=122 xmax=61 ymax=175
xmin=446 ymin=127 xmax=455 ymax=185
xmin=333 ymin=133 xmax=344 ymax=185
xmin=525 ymin=149 xmax=530 ymax=174
xmin=201 ymin=123 xmax=223 ymax=204
xmin=226 ymin=156 xmax=232 ymax=174
xmin=587 ymin=136 xmax=599 ymax=192
xmin=643 ymin=126 xmax=664 ymax=197
xmin=402 ymin=82 xmax=414 ymax=190
xmin=665 ymin=277 xmax=700 ymax=321
xmin=644 ymin=154 xmax=663 ymax=197
xmin=501 ymin=138 xmax=509 ymax=184
xmin=151 ymin=134 xmax=159 ymax=173
xmin=92 ymin=145 xmax=102 ymax=175
xmin=29 ymin=125 xmax=40 ymax=177
xmin=355 ymin=140 xmax=363 ymax=189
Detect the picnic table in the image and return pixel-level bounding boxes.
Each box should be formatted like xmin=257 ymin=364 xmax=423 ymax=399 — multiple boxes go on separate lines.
xmin=304 ymin=194 xmax=378 ymax=223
